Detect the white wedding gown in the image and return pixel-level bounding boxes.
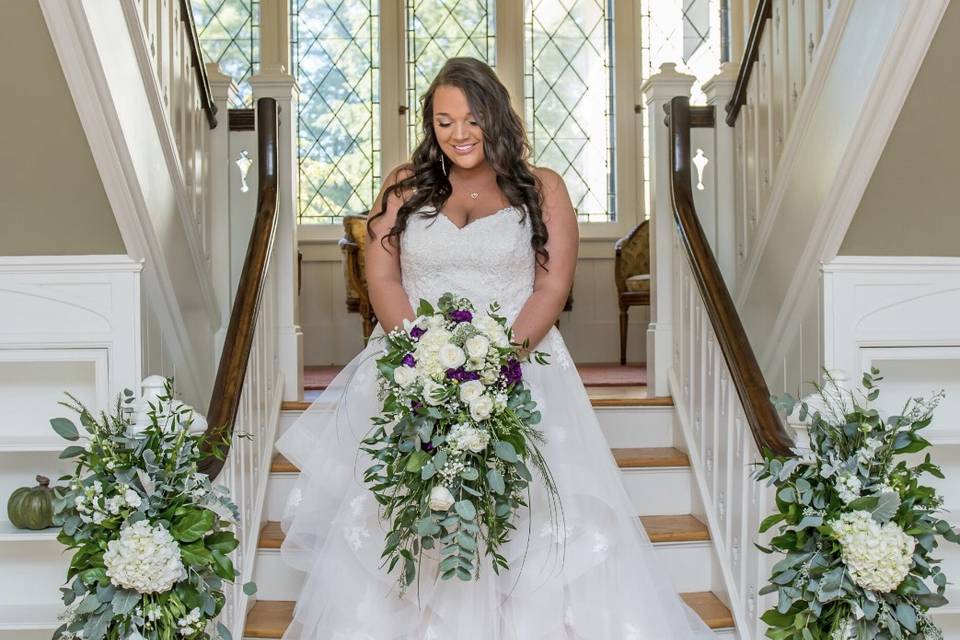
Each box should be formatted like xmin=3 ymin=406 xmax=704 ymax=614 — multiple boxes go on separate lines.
xmin=276 ymin=206 xmax=717 ymax=639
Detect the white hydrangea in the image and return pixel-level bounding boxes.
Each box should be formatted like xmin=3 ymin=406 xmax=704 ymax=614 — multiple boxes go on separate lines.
xmin=473 ymin=315 xmax=509 ymax=346
xmin=447 ymin=423 xmax=490 ymax=453
xmin=836 ymin=472 xmax=862 ymax=504
xmin=830 ymin=510 xmax=915 ymax=593
xmin=858 ymin=437 xmax=883 ymax=465
xmin=103 ymin=520 xmax=186 ymax=594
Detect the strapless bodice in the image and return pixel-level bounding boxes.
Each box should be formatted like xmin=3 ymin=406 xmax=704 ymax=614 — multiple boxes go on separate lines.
xmin=400 ymin=206 xmax=535 ymax=321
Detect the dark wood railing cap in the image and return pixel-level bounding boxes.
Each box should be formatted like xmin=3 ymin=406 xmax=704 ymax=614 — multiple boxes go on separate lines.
xmin=199 ymin=97 xmax=279 ymax=478
xmin=668 ymin=95 xmax=793 ymax=457
xmin=180 ymin=0 xmax=218 ymax=129
xmin=725 ymin=0 xmax=772 ymax=127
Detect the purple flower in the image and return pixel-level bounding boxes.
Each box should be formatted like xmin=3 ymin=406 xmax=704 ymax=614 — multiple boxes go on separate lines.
xmin=410 ymin=326 xmax=426 ymax=340
xmin=446 ymin=367 xmax=480 ymax=382
xmin=422 ymin=440 xmax=435 ymax=452
xmin=448 ymin=309 xmax=473 ymax=324
xmin=411 ymin=400 xmax=423 ymax=411
xmin=501 ymin=358 xmax=523 ymax=386
xmin=402 ymin=354 xmax=416 ymax=367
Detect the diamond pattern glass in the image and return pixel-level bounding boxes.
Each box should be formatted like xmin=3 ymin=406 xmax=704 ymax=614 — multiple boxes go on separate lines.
xmin=406 ymin=0 xmax=496 ymax=153
xmin=524 ymin=0 xmax=616 ymax=223
xmin=292 ymin=0 xmax=381 ymax=224
xmin=192 ymin=0 xmax=259 ymax=107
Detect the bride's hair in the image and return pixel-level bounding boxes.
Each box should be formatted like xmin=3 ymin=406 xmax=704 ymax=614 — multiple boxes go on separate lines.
xmin=368 ymin=56 xmax=549 ymax=265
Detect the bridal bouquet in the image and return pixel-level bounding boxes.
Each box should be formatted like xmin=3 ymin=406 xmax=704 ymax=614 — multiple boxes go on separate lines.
xmin=50 ymin=379 xmax=254 ymax=640
xmin=362 ymin=293 xmax=562 ymax=591
xmin=756 ymin=370 xmax=959 ymax=640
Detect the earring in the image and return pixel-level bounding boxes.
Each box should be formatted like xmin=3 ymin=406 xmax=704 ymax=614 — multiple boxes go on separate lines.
xmin=440 ymin=154 xmax=447 ymax=176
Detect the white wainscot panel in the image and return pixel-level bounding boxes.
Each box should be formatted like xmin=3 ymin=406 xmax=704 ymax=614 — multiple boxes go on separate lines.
xmin=862 ymin=348 xmax=960 ymax=446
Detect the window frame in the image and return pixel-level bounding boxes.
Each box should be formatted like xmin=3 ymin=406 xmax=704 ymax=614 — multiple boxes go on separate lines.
xmin=298 ymin=0 xmax=642 ymax=244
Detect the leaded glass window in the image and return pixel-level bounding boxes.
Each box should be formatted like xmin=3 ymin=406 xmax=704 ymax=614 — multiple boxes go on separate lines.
xmin=292 ymin=1 xmax=381 ymax=223
xmin=405 ymin=0 xmax=496 ymax=152
xmin=192 ymin=0 xmax=259 ymax=107
xmin=524 ymin=0 xmax=616 ymax=223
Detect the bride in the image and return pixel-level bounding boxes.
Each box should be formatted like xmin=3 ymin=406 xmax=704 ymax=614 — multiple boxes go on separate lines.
xmin=276 ymin=57 xmax=716 ymax=639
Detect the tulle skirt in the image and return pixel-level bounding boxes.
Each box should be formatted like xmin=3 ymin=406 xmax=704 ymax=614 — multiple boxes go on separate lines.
xmin=275 ymin=327 xmax=717 ymax=639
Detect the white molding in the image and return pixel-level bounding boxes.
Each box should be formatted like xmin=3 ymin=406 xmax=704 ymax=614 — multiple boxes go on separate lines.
xmin=734 ymin=0 xmax=854 ymax=305
xmin=118 ymin=0 xmax=220 ymax=324
xmin=39 ymin=0 xmax=212 ymax=403
xmin=0 ymin=255 xmax=143 ymax=272
xmin=757 ymin=0 xmax=950 ymax=375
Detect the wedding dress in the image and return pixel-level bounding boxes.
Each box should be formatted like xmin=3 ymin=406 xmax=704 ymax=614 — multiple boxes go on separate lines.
xmin=276 ymin=206 xmax=717 ymax=639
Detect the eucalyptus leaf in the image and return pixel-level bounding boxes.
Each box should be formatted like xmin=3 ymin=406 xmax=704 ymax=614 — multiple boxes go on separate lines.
xmin=51 ymin=417 xmax=79 ymax=441
xmin=454 ymin=500 xmax=476 ymax=521
xmin=111 ymin=589 xmax=140 ymax=615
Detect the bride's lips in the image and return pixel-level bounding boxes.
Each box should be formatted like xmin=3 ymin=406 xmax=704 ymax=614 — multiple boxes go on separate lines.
xmin=450 ymin=142 xmax=478 ymax=155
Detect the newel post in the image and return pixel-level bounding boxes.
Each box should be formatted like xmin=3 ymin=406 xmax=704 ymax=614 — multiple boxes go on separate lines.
xmin=250 ymin=66 xmax=304 ymax=401
xmin=702 ymin=62 xmax=739 ymax=289
xmin=641 ymin=64 xmax=695 ymax=397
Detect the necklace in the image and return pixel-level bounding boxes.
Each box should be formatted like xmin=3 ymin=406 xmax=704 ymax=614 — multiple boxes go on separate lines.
xmin=469 ymin=192 xmax=479 ymax=199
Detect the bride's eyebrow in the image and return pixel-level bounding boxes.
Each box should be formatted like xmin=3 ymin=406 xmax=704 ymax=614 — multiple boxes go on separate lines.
xmin=434 ymin=111 xmax=474 ymax=118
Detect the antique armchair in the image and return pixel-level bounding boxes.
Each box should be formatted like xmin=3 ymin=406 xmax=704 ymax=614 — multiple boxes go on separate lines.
xmin=614 ymin=220 xmax=650 ymax=365
xmin=340 ymin=212 xmax=376 ymax=338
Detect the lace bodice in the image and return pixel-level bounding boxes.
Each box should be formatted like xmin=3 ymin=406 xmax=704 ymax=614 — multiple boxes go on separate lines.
xmin=400 ymin=206 xmax=535 ymax=321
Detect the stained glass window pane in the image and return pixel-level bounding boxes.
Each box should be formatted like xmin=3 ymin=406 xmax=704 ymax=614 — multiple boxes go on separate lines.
xmin=192 ymin=0 xmax=259 ymax=107
xmin=524 ymin=0 xmax=616 ymax=223
xmin=292 ymin=1 xmax=381 ymax=224
xmin=406 ymin=0 xmax=496 ymax=153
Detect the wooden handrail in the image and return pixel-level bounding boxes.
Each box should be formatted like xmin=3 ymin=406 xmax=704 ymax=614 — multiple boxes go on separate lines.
xmin=668 ymin=96 xmax=793 ymax=456
xmin=199 ymin=97 xmax=279 ymax=478
xmin=724 ymin=0 xmax=772 ymax=126
xmin=180 ymin=0 xmax=218 ymax=129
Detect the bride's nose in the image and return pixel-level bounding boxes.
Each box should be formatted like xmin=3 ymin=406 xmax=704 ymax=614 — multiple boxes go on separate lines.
xmin=450 ymin=122 xmax=470 ymax=141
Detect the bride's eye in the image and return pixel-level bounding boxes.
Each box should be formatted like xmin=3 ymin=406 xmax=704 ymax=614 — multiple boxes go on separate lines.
xmin=436 ymin=121 xmax=452 ymax=128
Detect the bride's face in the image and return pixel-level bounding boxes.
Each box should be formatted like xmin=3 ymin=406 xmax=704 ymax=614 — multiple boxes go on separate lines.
xmin=432 ymin=85 xmax=485 ymax=170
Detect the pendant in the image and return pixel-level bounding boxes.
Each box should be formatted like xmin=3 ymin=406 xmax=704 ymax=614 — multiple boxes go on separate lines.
xmin=470 ymin=192 xmax=479 ymax=199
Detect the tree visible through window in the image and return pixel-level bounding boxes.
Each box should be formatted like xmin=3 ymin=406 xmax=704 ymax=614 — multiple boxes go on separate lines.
xmin=292 ymin=0 xmax=381 ymax=223
xmin=524 ymin=0 xmax=616 ymax=223
xmin=191 ymin=0 xmax=259 ymax=108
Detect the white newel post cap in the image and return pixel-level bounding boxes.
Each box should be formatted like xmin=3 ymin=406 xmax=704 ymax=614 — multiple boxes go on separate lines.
xmin=250 ymin=64 xmax=301 ymax=100
xmin=702 ymin=62 xmax=739 ymax=104
xmin=130 ymin=376 xmax=208 ymax=436
xmin=641 ymin=63 xmax=696 ymax=105
xmin=206 ymin=62 xmax=239 ymax=105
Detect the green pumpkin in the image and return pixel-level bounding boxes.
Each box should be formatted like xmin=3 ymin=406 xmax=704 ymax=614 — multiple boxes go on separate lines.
xmin=7 ymin=475 xmax=54 ymax=530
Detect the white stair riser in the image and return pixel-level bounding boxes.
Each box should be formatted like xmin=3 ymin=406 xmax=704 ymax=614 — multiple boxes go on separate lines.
xmin=0 ymin=543 xmax=68 ymax=606
xmin=278 ymin=406 xmax=676 ymax=450
xmin=267 ymin=466 xmax=693 ymax=521
xmin=620 ymin=468 xmax=693 ymax=516
xmin=594 ymin=406 xmax=674 ymax=448
xmin=252 ymin=540 xmax=714 ymax=601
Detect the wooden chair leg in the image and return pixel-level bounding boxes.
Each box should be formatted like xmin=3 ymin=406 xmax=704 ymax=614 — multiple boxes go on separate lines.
xmin=619 ymin=305 xmax=629 ymax=366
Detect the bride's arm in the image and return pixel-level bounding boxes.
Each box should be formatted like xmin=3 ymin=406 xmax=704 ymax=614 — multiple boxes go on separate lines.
xmin=510 ymin=168 xmax=579 ymax=350
xmin=366 ymin=166 xmax=416 ymax=332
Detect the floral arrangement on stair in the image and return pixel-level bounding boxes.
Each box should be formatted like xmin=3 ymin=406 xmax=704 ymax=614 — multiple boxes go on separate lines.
xmin=756 ymin=369 xmax=959 ymax=640
xmin=362 ymin=293 xmax=562 ymax=592
xmin=49 ymin=378 xmax=255 ymax=640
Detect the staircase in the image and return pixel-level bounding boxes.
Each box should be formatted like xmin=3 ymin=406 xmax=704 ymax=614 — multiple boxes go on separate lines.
xmin=242 ymin=376 xmax=738 ymax=638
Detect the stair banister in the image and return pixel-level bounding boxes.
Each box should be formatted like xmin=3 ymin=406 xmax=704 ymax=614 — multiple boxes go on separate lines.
xmin=668 ymin=95 xmax=792 ymax=457
xmin=724 ymin=0 xmax=771 ymax=126
xmin=199 ymin=96 xmax=280 ymax=478
xmin=179 ymin=0 xmax=218 ymax=129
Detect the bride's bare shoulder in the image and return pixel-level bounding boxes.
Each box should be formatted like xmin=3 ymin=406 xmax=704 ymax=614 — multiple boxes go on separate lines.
xmin=530 ymin=166 xmax=574 ymax=223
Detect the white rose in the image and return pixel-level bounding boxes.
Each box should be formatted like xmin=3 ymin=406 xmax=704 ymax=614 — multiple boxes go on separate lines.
xmin=459 ymin=380 xmax=485 ymax=403
xmin=393 ymin=366 xmax=417 ymax=388
xmin=429 ymin=485 xmax=455 ymax=511
xmin=420 ymin=328 xmax=452 ymax=353
xmin=422 ymin=379 xmax=444 ymax=406
xmin=438 ymin=344 xmax=467 ymax=369
xmin=480 ymin=368 xmax=498 ymax=385
xmin=463 ymin=429 xmax=489 ymax=453
xmin=469 ymin=395 xmax=494 ymax=421
xmin=464 ymin=335 xmax=490 ymax=360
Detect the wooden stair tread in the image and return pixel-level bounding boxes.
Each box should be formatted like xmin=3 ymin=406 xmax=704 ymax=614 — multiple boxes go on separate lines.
xmin=244 ymin=600 xmax=295 ymax=638
xmin=611 ymin=447 xmax=689 ymax=468
xmin=681 ymin=591 xmax=735 ymax=629
xmin=639 ymin=514 xmax=710 ymax=543
xmin=273 ymin=448 xmax=689 ymax=474
xmin=283 ymin=386 xmax=672 ymax=412
xmin=260 ymin=514 xmax=709 ymax=550
xmin=245 ymin=593 xmax=733 ymax=637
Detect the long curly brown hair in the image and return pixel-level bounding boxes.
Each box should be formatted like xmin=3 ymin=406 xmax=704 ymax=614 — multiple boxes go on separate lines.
xmin=367 ymin=57 xmax=548 ymax=265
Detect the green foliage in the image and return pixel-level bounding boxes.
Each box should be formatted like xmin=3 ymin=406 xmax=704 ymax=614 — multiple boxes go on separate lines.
xmin=50 ymin=380 xmax=253 ymax=640
xmin=755 ymin=370 xmax=956 ymax=640
xmin=363 ymin=293 xmax=563 ymax=596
